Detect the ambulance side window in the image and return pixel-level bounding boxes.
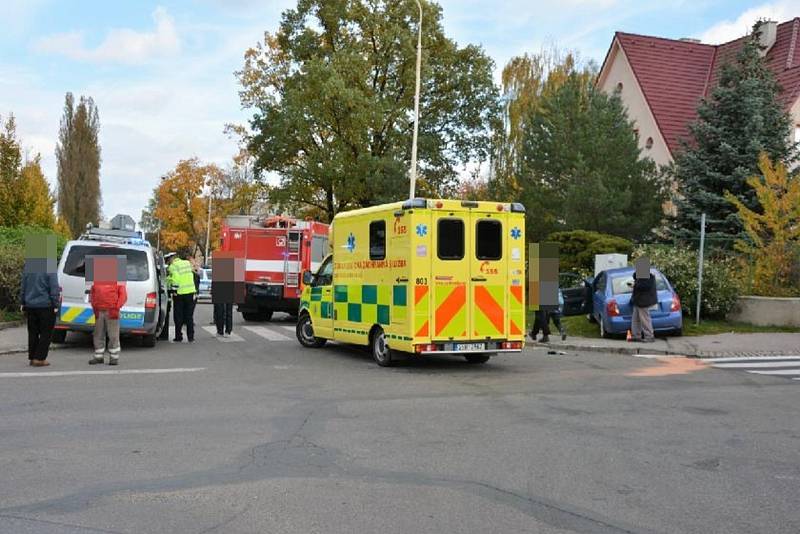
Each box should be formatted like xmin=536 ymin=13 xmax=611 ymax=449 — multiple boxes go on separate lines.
xmin=369 ymin=221 xmax=386 ymax=260
xmin=476 ymin=220 xmax=502 ymax=260
xmin=438 ymin=219 xmax=464 ymax=260
xmin=315 ymin=257 xmax=333 ymax=286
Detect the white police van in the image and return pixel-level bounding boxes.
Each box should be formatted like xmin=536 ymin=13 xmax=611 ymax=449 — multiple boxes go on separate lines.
xmin=53 ymin=215 xmax=168 ymax=347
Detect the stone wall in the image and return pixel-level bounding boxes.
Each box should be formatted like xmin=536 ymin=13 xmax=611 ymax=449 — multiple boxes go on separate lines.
xmin=727 ymin=296 xmax=800 ymax=327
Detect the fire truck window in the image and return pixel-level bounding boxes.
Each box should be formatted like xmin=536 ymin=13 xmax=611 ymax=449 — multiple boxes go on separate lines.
xmin=369 ymin=221 xmax=386 ymax=260
xmin=311 ymin=236 xmax=328 ymax=264
xmin=438 ymin=219 xmax=464 ymax=260
xmin=476 ymin=220 xmax=502 ymax=260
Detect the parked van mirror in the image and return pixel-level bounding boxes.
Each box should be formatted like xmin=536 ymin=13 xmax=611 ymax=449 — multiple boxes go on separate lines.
xmin=302 ymin=270 xmax=314 ymax=286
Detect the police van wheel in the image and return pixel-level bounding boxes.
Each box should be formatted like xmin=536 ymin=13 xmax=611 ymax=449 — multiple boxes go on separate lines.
xmin=296 ymin=314 xmax=326 ymax=348
xmin=464 ymin=354 xmax=491 ymax=364
xmin=141 ymin=334 xmax=157 ymax=348
xmin=370 ymin=328 xmax=395 ymax=367
xmin=260 ymin=310 xmax=273 ymax=322
xmin=51 ymin=330 xmax=67 ymax=343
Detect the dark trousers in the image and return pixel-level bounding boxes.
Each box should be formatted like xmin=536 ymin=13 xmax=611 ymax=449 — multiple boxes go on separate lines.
xmin=213 ymin=303 xmax=233 ymax=335
xmin=531 ymin=309 xmax=562 ymax=338
xmin=172 ymin=294 xmax=195 ymax=341
xmin=26 ymin=307 xmax=55 ymax=361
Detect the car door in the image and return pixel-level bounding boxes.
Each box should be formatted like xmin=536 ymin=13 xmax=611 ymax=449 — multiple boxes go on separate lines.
xmin=559 ymin=272 xmax=589 ymax=316
xmin=431 ymin=213 xmax=470 ymax=341
xmin=311 ymin=256 xmax=334 ymax=339
xmin=470 ymin=212 xmax=507 ymax=340
xmin=592 ymin=272 xmax=607 ymax=320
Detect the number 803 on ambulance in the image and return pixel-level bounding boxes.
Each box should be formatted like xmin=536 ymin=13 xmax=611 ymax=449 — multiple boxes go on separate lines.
xmin=296 ymin=198 xmax=526 ymax=367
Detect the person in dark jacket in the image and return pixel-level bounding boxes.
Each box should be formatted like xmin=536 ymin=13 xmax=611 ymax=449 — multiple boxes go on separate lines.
xmin=19 ymin=236 xmax=60 ymax=367
xmin=631 ymin=257 xmax=657 ymax=343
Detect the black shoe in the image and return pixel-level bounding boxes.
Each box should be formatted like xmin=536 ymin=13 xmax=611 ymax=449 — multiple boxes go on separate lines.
xmin=89 ymin=357 xmax=104 ymax=365
xmin=540 ymin=335 xmax=550 ymax=343
xmin=108 ymin=358 xmax=119 ymax=366
xmin=188 ymin=338 xmax=194 ymax=343
xmin=560 ymin=328 xmax=567 ymax=341
xmin=173 ymin=338 xmax=182 ymax=343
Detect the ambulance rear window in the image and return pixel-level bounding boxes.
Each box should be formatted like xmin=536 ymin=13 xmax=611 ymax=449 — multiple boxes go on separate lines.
xmin=438 ymin=219 xmax=464 ymax=260
xmin=369 ymin=221 xmax=386 ymax=260
xmin=476 ymin=220 xmax=502 ymax=260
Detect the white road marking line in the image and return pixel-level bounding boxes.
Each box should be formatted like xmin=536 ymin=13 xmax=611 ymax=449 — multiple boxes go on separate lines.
xmin=201 ymin=326 xmax=244 ymax=342
xmin=748 ymin=369 xmax=800 ymax=376
xmin=243 ymin=326 xmax=293 ymax=342
xmin=280 ymin=325 xmax=296 ymax=332
xmin=706 ymin=356 xmax=800 ymax=363
xmin=712 ymin=361 xmax=800 ymax=369
xmin=0 ymin=368 xmax=206 ymax=378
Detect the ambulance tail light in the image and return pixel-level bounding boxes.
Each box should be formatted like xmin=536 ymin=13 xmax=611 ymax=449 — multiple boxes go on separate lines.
xmin=415 ymin=343 xmax=437 ymax=353
xmin=145 ymin=292 xmax=157 ymax=309
xmin=501 ymin=341 xmax=522 ymax=350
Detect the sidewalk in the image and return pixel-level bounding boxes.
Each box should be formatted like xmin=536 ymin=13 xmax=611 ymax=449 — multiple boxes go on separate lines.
xmin=532 ymin=332 xmax=800 ymax=358
xmin=0 ymin=324 xmax=67 ymax=355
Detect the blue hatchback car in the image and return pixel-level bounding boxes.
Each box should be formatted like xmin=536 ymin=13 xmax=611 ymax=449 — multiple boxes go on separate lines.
xmin=588 ymin=267 xmax=682 ymax=338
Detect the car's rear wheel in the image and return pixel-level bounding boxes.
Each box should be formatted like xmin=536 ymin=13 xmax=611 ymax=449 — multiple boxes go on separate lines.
xmin=296 ymin=313 xmax=326 ymax=348
xmin=370 ymin=327 xmax=394 ymax=367
xmin=51 ymin=330 xmax=67 ymax=343
xmin=465 ymin=354 xmax=491 ymax=364
xmin=672 ymin=327 xmax=683 ymax=337
xmin=141 ymin=334 xmax=157 ymax=347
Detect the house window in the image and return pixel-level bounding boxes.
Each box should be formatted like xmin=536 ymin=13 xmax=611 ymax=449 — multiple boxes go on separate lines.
xmin=645 ymin=137 xmax=654 ymax=149
xmin=616 ymin=82 xmax=624 ymax=92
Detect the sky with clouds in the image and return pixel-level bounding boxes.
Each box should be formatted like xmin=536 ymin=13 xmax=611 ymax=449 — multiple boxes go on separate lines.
xmin=1 ymin=0 xmax=796 ymax=225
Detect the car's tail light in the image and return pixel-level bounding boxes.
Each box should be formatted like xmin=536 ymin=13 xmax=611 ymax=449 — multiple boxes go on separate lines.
xmin=145 ymin=292 xmax=157 ymax=309
xmin=606 ymin=299 xmax=621 ymax=317
xmin=671 ymin=294 xmax=681 ymax=312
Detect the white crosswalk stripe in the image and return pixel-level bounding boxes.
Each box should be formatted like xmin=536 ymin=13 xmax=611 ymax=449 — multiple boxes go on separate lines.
xmin=200 ymin=326 xmax=245 ymax=342
xmin=709 ymin=356 xmax=800 ymax=380
xmin=279 ymin=325 xmax=296 ymax=332
xmin=242 ymin=325 xmax=293 ymax=342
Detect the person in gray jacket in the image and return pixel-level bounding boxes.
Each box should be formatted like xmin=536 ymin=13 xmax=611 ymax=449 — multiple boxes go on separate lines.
xmin=20 ymin=235 xmax=61 ymax=367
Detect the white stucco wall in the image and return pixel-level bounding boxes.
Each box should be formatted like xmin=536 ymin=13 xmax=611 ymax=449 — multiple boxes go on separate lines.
xmin=597 ymin=41 xmax=673 ymax=168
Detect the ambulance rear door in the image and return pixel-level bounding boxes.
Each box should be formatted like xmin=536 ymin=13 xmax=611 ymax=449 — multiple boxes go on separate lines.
xmin=431 ymin=210 xmax=470 ymax=341
xmin=469 ymin=208 xmax=508 ymax=341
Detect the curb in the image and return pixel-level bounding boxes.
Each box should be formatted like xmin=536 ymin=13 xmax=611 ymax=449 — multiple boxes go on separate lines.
xmin=0 ymin=321 xmax=22 ymax=331
xmin=526 ymin=341 xmax=798 ymax=359
xmin=0 ymin=344 xmax=64 ymax=356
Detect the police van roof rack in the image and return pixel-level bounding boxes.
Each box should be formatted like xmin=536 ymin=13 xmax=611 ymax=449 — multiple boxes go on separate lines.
xmin=78 ymin=214 xmax=149 ymax=246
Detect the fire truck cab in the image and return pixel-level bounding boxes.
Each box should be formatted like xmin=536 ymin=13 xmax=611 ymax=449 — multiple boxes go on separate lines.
xmin=219 ymin=215 xmax=329 ymax=321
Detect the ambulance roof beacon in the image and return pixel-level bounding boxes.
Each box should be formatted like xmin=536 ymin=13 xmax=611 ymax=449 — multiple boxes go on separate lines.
xmin=296 ymin=199 xmax=526 ymax=367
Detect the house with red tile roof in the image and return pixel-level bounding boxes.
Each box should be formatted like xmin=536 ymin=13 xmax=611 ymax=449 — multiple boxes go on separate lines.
xmin=597 ymin=18 xmax=800 ymax=168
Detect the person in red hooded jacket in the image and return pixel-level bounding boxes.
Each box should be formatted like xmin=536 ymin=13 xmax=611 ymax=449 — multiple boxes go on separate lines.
xmin=88 ymin=256 xmax=128 ymax=365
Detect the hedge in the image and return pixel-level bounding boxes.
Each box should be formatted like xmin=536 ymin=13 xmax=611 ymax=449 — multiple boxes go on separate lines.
xmin=633 ymin=245 xmax=740 ymax=319
xmin=0 ymin=227 xmax=67 ymax=311
xmin=547 ymin=230 xmax=634 ymax=275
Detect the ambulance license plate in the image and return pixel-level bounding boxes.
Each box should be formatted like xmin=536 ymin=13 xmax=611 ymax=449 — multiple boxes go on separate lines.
xmin=455 ymin=343 xmax=485 ymax=352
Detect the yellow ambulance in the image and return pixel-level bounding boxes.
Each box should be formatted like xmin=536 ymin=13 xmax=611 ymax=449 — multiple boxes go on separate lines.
xmin=296 ymin=198 xmax=526 ymax=366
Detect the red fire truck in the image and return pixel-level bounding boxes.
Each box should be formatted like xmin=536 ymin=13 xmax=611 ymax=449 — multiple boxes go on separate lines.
xmin=219 ymin=215 xmax=330 ymax=321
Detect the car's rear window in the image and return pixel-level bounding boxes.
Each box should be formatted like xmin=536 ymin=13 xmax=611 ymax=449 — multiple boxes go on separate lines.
xmin=611 ymin=273 xmax=668 ymax=295
xmin=63 ymin=246 xmax=150 ymax=282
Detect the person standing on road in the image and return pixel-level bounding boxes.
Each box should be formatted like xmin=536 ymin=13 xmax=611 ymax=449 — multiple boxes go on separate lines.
xmin=167 ymin=251 xmax=197 ymax=342
xmin=211 ymin=254 xmax=245 ymax=338
xmin=631 ymin=257 xmax=657 ymax=343
xmin=20 ymin=235 xmax=60 ymax=367
xmin=88 ymin=256 xmax=128 ymax=365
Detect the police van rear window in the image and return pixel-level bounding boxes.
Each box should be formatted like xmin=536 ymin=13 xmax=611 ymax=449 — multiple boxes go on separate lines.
xmin=63 ymin=246 xmax=149 ymax=281
xmin=476 ymin=220 xmax=502 ymax=260
xmin=438 ymin=219 xmax=464 ymax=260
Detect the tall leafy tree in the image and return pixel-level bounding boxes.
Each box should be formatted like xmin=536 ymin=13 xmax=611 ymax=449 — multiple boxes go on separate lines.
xmin=56 ymin=93 xmax=102 ymax=237
xmin=236 ymin=0 xmax=499 ymax=221
xmin=489 ymin=49 xmax=594 ymax=200
xmin=0 ymin=114 xmax=57 ymax=228
xmin=520 ymin=73 xmax=668 ymax=241
xmin=672 ymin=22 xmax=796 ymax=244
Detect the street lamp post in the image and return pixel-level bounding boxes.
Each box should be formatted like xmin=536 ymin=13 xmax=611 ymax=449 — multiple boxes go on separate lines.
xmin=408 ymin=0 xmax=423 ymax=200
xmin=204 ymin=190 xmax=213 ymax=267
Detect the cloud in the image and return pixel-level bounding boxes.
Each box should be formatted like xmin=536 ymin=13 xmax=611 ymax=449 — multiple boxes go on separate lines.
xmin=698 ymin=1 xmax=798 ymax=44
xmin=34 ymin=6 xmax=179 ymax=64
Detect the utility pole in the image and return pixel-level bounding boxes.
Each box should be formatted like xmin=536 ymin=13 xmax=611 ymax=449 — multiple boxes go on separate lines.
xmin=408 ymin=0 xmax=423 ymax=199
xmin=204 ymin=188 xmax=213 ymax=266
xmin=696 ymin=212 xmax=706 ymax=326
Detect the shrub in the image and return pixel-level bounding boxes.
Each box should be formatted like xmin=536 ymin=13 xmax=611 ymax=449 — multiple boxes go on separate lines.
xmin=0 ymin=245 xmax=24 ymax=311
xmin=0 ymin=225 xmax=68 ymax=256
xmin=633 ymin=245 xmax=740 ymax=319
xmin=547 ymin=230 xmax=634 ymax=273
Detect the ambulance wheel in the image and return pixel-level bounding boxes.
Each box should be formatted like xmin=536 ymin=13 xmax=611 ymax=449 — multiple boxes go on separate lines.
xmin=296 ymin=313 xmax=326 ymax=348
xmin=464 ymin=354 xmax=491 ymax=364
xmin=51 ymin=330 xmax=67 ymax=343
xmin=370 ymin=327 xmax=395 ymax=367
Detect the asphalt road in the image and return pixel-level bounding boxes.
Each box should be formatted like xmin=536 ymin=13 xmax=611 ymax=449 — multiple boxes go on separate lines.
xmin=1 ymin=303 xmax=799 ymax=534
